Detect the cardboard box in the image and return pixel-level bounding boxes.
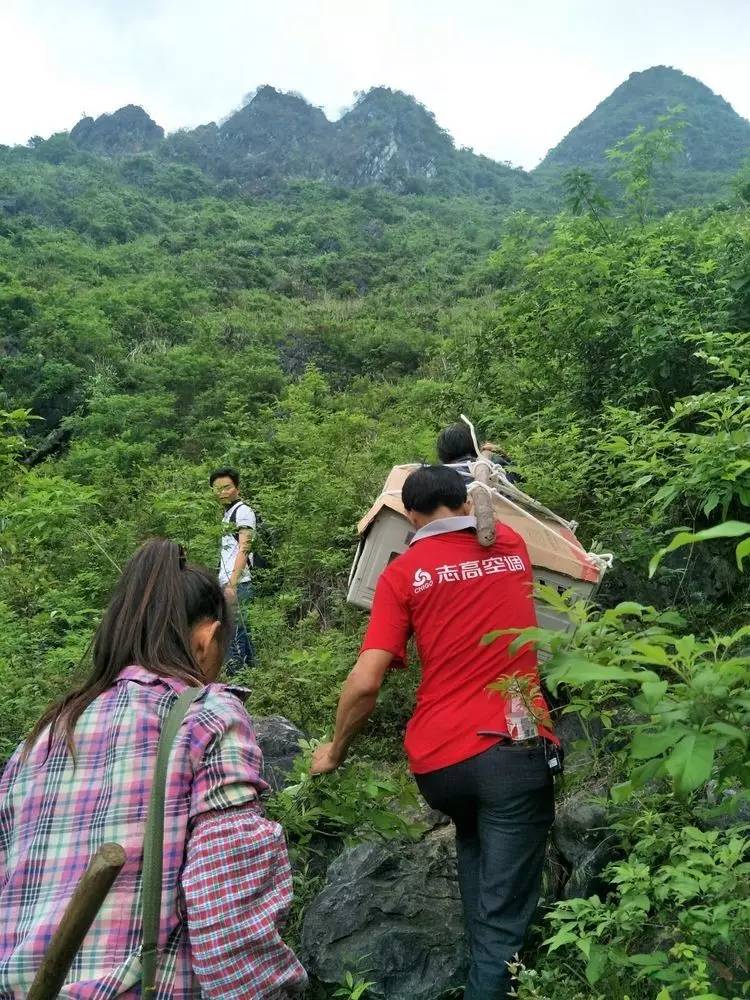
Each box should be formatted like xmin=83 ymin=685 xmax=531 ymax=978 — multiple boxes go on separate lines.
xmin=347 ymin=464 xmax=606 ymax=635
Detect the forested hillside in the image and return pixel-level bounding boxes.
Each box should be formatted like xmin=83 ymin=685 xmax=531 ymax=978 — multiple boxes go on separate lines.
xmin=1 ymin=102 xmax=750 ymax=999
xmin=28 ymin=65 xmax=750 ymax=209
xmin=537 ymin=66 xmax=750 ymax=209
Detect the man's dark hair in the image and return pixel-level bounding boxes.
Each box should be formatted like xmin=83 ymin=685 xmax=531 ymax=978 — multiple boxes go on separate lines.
xmin=402 ymin=465 xmax=467 ymax=515
xmin=437 ymin=423 xmax=476 ymax=464
xmin=209 ymin=466 xmax=240 ymax=488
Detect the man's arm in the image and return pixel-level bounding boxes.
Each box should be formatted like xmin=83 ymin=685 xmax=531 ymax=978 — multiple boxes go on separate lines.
xmin=309 ymin=649 xmax=393 ymax=774
xmin=226 ymin=527 xmax=254 ymax=598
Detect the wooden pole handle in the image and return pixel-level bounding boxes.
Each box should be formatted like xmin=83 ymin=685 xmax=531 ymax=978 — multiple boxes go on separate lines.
xmin=27 ymin=842 xmax=127 ymax=1000
xmin=473 ymin=448 xmax=496 ymax=548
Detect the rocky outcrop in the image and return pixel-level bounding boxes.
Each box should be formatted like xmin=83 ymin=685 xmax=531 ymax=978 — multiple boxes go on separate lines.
xmin=262 ymin=699 xmax=620 ymax=997
xmin=69 ymin=86 xmax=529 ymax=199
xmin=333 ymin=88 xmax=449 ymax=189
xmin=553 ymin=789 xmax=617 ymax=900
xmin=213 ymin=86 xmax=331 ymax=182
xmin=70 ymin=106 xmax=164 ymax=156
xmin=301 ymin=825 xmax=468 ymax=1000
xmin=253 ymin=715 xmax=305 ymax=791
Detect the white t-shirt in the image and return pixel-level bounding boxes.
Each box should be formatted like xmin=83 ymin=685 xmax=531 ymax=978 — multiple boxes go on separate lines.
xmin=219 ymin=501 xmax=256 ymax=586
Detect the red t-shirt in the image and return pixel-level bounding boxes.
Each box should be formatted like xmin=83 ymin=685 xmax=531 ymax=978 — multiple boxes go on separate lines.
xmin=361 ymin=519 xmax=554 ymax=774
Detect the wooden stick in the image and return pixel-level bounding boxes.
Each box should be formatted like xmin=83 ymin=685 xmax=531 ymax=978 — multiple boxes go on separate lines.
xmin=473 ymin=448 xmax=497 ymax=547
xmin=27 ymin=843 xmax=127 ymax=1000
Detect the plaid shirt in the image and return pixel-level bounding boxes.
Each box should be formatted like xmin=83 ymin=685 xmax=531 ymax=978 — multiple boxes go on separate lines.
xmin=0 ymin=666 xmax=307 ymax=999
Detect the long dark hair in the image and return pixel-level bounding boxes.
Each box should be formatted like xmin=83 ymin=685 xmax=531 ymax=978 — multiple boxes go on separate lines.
xmin=24 ymin=538 xmax=231 ymax=759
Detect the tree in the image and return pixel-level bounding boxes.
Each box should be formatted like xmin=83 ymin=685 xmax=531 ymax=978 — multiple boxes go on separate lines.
xmin=561 ymin=168 xmax=610 ymax=239
xmin=606 ymin=108 xmax=686 ymax=223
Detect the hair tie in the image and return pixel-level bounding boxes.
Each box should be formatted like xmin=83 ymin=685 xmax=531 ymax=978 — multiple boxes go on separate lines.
xmin=178 ymin=545 xmax=187 ymax=569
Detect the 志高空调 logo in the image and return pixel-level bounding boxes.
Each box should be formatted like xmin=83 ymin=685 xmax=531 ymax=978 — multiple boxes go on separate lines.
xmin=413 ymin=569 xmax=433 ymax=593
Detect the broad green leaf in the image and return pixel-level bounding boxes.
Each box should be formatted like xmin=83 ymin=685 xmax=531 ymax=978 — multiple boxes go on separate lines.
xmin=706 ymin=721 xmax=749 ymax=747
xmin=545 ymin=928 xmax=580 ymax=952
xmin=665 ymin=731 xmax=717 ymax=795
xmin=628 ymin=952 xmax=668 ymax=968
xmin=630 ymin=729 xmax=683 ymax=760
xmin=649 ymin=521 xmax=750 ymax=577
xmin=607 ymin=601 xmax=648 ymax=618
xmin=703 ymin=491 xmax=720 ymax=515
xmin=585 ymin=943 xmax=607 ymax=985
xmin=631 ymin=474 xmax=654 ymax=489
xmin=543 ymin=654 xmax=647 ymax=692
xmin=736 ymin=536 xmax=750 ymax=569
xmin=640 ymin=680 xmax=669 ymax=708
xmin=627 ymin=641 xmax=672 ymax=665
xmin=610 ymin=779 xmax=634 ymax=803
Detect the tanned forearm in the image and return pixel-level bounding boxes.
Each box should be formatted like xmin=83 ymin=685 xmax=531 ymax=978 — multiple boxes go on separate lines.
xmin=229 ymin=529 xmax=253 ymax=589
xmin=310 ymin=650 xmax=393 ymax=774
xmin=330 ymin=673 xmax=381 ymax=762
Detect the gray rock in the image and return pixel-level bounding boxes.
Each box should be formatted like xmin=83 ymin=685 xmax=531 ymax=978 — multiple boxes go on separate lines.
xmin=253 ymin=715 xmax=305 ymax=791
xmin=553 ymin=789 xmax=617 ymax=899
xmin=554 ymin=711 xmax=605 ymax=776
xmin=70 ymin=105 xmax=164 ymax=155
xmin=562 ymin=839 xmax=617 ymax=900
xmin=301 ymin=825 xmax=468 ymax=999
xmin=700 ymin=784 xmax=750 ymax=830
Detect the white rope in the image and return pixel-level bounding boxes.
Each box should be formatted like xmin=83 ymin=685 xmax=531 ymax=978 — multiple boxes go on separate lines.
xmin=365 ymin=445 xmax=614 ymax=577
xmin=460 ymin=413 xmax=482 ymax=458
xmin=486 ymin=483 xmax=613 ymax=574
xmin=463 ymin=452 xmax=614 ymax=573
xmin=466 ymin=456 xmax=575 ymax=533
xmin=457 ymin=416 xmax=578 ymax=533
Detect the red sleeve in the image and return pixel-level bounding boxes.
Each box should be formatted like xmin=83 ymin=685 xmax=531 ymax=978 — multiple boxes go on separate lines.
xmin=360 ymin=569 xmax=411 ymax=669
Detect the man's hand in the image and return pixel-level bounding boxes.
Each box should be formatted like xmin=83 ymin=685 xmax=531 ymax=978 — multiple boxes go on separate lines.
xmin=310 ymin=742 xmax=344 ymax=775
xmin=223 ymin=584 xmax=237 ymax=604
xmin=309 ymin=650 xmax=392 ymax=777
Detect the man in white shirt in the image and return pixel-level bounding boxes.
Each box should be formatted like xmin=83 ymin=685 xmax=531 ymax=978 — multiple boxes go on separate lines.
xmin=210 ymin=466 xmax=257 ymax=672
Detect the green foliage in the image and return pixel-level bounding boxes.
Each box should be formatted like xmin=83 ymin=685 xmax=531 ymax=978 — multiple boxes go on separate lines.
xmin=501 ymin=572 xmax=750 ymax=997
xmin=333 ymin=970 xmax=377 ymax=999
xmin=267 ymin=743 xmax=425 ymax=851
xmin=1 ymin=115 xmax=749 ymax=998
xmin=562 ymin=168 xmax=610 ymax=239
xmin=544 ymin=819 xmax=750 ymax=998
xmin=605 ymin=110 xmax=686 ymax=223
xmin=649 ymin=522 xmax=750 ymax=576
xmin=539 ymin=66 xmax=750 ymax=210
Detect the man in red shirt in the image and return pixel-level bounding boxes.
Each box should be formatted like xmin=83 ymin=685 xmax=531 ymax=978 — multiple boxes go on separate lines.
xmin=311 ymin=465 xmax=556 ymax=1000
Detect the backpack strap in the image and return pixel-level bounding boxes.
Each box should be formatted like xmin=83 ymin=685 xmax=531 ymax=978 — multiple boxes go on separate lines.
xmin=225 ymin=500 xmax=243 ymax=526
xmin=141 ymin=686 xmax=203 ymax=996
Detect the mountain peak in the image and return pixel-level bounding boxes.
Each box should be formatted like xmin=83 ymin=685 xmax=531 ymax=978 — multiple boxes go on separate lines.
xmin=218 ymin=86 xmax=330 ymax=154
xmin=341 ymin=88 xmax=453 ymax=150
xmin=70 ymin=105 xmax=164 ymax=156
xmin=538 ymin=65 xmax=750 ymax=173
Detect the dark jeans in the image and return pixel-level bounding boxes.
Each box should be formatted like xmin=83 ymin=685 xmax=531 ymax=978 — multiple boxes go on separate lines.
xmin=415 ymin=742 xmax=555 ymax=1000
xmin=226 ymin=581 xmax=257 ymax=675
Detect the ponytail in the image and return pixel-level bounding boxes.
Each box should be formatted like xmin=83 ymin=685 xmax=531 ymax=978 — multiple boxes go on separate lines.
xmin=24 ymin=538 xmax=230 ymax=760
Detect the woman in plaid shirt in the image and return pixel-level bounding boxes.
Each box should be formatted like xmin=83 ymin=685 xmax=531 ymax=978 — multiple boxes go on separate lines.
xmin=0 ymin=539 xmax=307 ymax=999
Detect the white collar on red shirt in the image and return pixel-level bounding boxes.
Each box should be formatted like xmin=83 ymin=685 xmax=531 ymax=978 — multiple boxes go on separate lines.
xmin=409 ymin=514 xmax=477 ymax=545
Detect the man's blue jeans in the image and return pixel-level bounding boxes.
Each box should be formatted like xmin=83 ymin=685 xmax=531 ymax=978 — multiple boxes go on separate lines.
xmin=226 ymin=581 xmax=257 ymax=675
xmin=415 ymin=742 xmax=555 ymax=1000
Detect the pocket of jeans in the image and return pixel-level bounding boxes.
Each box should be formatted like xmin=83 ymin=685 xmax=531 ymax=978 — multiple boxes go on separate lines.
xmin=490 ymin=743 xmax=552 ymax=788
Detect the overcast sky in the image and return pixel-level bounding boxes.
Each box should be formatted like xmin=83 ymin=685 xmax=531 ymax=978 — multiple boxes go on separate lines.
xmin=2 ymin=0 xmax=748 ymax=169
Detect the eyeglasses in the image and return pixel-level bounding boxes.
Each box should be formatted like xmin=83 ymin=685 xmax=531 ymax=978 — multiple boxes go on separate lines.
xmin=212 ymin=485 xmax=235 ymax=494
